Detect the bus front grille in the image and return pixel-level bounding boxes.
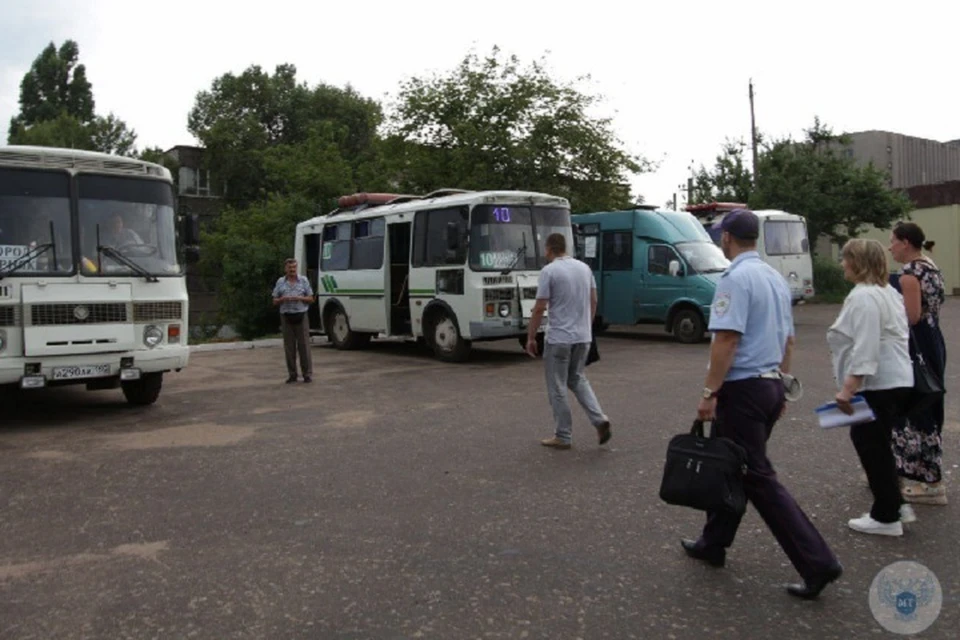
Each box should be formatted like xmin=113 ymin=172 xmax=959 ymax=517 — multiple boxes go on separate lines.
xmin=31 ymin=303 xmax=128 ymax=326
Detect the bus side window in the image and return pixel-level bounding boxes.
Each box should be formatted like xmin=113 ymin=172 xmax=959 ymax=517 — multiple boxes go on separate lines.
xmin=413 ymin=207 xmax=467 ymax=267
xmin=321 ymin=223 xmax=351 ymax=271
xmin=602 ymin=231 xmax=632 ymax=271
xmin=351 ymin=218 xmax=385 ymax=270
xmin=648 ymin=245 xmax=676 ymax=275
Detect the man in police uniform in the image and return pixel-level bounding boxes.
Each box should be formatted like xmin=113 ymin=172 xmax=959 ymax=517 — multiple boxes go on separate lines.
xmin=680 ymin=209 xmax=843 ymax=600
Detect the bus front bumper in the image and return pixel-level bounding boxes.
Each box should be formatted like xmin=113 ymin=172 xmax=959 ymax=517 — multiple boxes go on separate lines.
xmin=1 ymin=346 xmax=190 ymax=389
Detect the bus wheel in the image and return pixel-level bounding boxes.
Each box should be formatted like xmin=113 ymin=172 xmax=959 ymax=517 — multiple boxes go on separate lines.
xmin=672 ymin=309 xmax=705 ymax=344
xmin=122 ymin=372 xmax=163 ymax=406
xmin=327 ymin=306 xmax=369 ymax=350
xmin=428 ymin=311 xmax=471 ymax=362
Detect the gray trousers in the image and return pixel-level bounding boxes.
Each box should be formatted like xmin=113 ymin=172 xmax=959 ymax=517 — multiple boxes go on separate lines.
xmin=544 ymin=342 xmax=607 ymax=442
xmin=281 ymin=313 xmax=313 ymax=378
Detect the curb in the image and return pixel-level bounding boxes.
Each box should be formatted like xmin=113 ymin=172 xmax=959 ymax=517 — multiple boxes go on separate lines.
xmin=190 ymin=337 xmax=324 ymax=353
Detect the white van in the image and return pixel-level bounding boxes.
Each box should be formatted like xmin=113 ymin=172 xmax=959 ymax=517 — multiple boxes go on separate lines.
xmin=688 ymin=203 xmax=815 ymax=304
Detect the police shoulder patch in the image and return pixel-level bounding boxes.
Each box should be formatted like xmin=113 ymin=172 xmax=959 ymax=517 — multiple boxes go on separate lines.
xmin=713 ymin=291 xmax=732 ymax=317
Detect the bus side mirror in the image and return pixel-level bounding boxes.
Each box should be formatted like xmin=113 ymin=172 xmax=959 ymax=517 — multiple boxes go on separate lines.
xmin=181 ymin=214 xmax=200 ymax=246
xmin=801 ymin=238 xmax=809 ymax=253
xmin=669 ymin=260 xmax=683 ymax=277
xmin=446 ymin=222 xmax=461 ymax=251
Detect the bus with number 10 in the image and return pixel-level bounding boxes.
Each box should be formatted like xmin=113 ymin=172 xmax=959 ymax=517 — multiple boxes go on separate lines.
xmin=293 ymin=189 xmax=573 ymax=362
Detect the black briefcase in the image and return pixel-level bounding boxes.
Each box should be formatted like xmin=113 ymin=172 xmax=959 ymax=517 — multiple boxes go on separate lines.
xmin=658 ymin=420 xmax=748 ymax=516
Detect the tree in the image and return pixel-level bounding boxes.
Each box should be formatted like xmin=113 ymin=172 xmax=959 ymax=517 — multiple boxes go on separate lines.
xmin=690 ymin=139 xmax=753 ymax=205
xmin=385 ymin=46 xmax=649 ymax=212
xmin=187 ymin=64 xmax=382 ymax=207
xmin=90 ymin=113 xmax=137 ymax=156
xmin=8 ymin=40 xmax=94 ymax=137
xmin=198 ymin=194 xmax=325 ymax=339
xmin=749 ymin=119 xmax=913 ymax=246
xmin=8 ymin=40 xmax=139 ymax=156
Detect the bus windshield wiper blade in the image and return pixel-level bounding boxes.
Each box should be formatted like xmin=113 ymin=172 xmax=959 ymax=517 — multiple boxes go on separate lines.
xmin=0 ymin=243 xmax=53 ymax=280
xmin=98 ymin=245 xmax=159 ymax=282
xmin=500 ymin=233 xmax=528 ymax=275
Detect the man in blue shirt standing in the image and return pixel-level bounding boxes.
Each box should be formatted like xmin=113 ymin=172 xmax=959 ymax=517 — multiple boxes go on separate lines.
xmin=680 ymin=209 xmax=842 ymax=600
xmin=272 ymin=258 xmax=315 ymax=383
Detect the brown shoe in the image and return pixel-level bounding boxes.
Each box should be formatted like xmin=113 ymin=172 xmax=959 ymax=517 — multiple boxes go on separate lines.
xmin=541 ymin=437 xmax=571 ymax=450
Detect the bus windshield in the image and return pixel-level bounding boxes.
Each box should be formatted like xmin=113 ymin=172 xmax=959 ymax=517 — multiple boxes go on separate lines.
xmin=676 ymin=241 xmax=729 ymax=274
xmin=78 ymin=175 xmax=181 ymax=277
xmin=469 ymin=205 xmax=572 ymax=271
xmin=0 ymin=168 xmax=74 ymax=275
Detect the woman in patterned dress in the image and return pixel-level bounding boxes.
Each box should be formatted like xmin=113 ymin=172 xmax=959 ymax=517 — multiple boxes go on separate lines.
xmin=888 ymin=222 xmax=948 ymax=505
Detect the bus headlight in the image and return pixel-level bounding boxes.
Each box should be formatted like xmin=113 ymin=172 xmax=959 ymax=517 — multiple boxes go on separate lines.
xmin=498 ymin=302 xmax=511 ymax=318
xmin=143 ymin=325 xmax=164 ymax=348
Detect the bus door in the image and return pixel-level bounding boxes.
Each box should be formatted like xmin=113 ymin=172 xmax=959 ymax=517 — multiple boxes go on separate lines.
xmin=387 ymin=221 xmax=412 ymax=335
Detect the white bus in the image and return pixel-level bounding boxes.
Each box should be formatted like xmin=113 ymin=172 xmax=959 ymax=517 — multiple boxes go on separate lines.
xmin=0 ymin=146 xmax=192 ymax=405
xmin=687 ymin=202 xmax=815 ymax=304
xmin=294 ymin=189 xmax=573 ymax=362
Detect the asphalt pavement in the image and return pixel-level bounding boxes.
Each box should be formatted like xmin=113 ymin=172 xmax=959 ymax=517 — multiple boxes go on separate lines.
xmin=1 ymin=301 xmax=958 ymax=639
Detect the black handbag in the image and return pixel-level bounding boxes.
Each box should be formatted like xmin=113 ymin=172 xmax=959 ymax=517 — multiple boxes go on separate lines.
xmin=659 ymin=419 xmax=748 ymax=516
xmin=903 ymin=328 xmax=944 ymax=417
xmin=585 ymin=335 xmax=600 ymax=366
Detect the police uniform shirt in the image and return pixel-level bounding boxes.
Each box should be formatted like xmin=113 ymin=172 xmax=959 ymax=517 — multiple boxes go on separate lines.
xmin=709 ymin=250 xmax=794 ymax=382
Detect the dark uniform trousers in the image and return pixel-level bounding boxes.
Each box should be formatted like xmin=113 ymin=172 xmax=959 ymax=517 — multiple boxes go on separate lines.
xmin=698 ymin=378 xmax=839 ymax=582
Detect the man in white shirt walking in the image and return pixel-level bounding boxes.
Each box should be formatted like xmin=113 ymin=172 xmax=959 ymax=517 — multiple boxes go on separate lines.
xmin=526 ymin=233 xmax=611 ymax=449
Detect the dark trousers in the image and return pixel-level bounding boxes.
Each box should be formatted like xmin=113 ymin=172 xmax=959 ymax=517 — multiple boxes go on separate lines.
xmin=852 ymin=389 xmax=911 ymax=523
xmin=281 ymin=313 xmax=312 ymax=378
xmin=699 ymin=378 xmax=839 ymax=582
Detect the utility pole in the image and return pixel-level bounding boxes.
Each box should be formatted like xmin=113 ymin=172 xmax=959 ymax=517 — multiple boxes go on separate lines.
xmin=749 ymin=79 xmax=759 ymax=179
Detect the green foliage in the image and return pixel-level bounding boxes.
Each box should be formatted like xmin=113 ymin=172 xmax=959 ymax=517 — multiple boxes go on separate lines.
xmin=690 ymin=139 xmax=753 ymax=205
xmin=8 ymin=40 xmax=94 ymax=136
xmin=385 ymin=46 xmax=649 ymax=212
xmin=812 ymin=255 xmax=853 ymax=302
xmin=8 ymin=113 xmax=93 ymax=150
xmin=187 ymin=64 xmax=382 ymax=208
xmin=199 ymin=194 xmax=314 ymax=339
xmin=8 ymin=40 xmax=138 ymax=156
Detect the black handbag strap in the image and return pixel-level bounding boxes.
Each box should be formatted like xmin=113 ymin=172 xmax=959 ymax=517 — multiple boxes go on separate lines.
xmin=690 ymin=419 xmax=714 ymax=438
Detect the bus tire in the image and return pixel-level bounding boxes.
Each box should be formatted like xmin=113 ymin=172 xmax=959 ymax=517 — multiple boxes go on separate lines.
xmin=671 ymin=308 xmax=705 ymax=344
xmin=122 ymin=372 xmax=163 ymax=406
xmin=426 ymin=309 xmax=471 ymax=362
xmin=326 ymin=305 xmax=370 ymax=350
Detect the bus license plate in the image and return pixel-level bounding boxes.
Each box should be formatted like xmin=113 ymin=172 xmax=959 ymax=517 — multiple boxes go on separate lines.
xmin=52 ymin=364 xmax=111 ymax=380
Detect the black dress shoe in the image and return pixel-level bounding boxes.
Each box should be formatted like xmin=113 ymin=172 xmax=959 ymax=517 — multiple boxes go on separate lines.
xmin=681 ymin=539 xmax=725 ymax=568
xmin=286 ymin=376 xmax=297 ymax=384
xmin=786 ymin=564 xmax=843 ymax=600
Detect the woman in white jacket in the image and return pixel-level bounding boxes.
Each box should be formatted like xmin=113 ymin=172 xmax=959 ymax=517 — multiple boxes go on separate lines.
xmin=827 ymin=239 xmax=914 ymax=537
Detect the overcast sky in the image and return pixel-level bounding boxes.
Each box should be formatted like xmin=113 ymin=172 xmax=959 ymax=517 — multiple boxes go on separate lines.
xmin=1 ymin=0 xmax=957 ymax=207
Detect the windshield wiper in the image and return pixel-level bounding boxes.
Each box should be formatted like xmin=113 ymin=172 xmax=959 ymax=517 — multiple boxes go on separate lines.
xmin=0 ymin=243 xmax=53 ymax=280
xmin=500 ymin=232 xmax=528 ymax=276
xmin=0 ymin=221 xmax=59 ymax=280
xmin=97 ymin=245 xmax=159 ymax=282
xmin=95 ymin=223 xmax=158 ymax=282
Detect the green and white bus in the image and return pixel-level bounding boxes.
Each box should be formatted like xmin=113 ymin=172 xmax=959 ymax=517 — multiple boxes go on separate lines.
xmin=293 ymin=189 xmax=573 ymax=362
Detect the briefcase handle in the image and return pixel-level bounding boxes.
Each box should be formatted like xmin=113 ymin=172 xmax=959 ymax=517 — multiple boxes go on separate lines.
xmin=690 ymin=419 xmax=715 ymax=438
